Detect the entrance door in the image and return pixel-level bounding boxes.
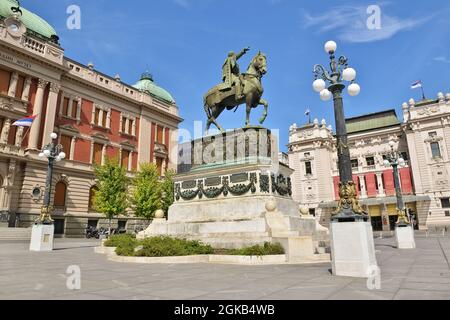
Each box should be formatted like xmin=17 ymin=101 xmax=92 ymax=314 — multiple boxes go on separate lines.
xmin=54 ymin=219 xmax=65 ymax=235
xmin=370 ymin=216 xmax=382 ymax=231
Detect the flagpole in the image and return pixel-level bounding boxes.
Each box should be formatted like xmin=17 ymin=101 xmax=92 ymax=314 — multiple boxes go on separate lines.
xmin=20 ymin=126 xmax=31 ymax=146
xmin=421 ymin=86 xmax=426 ymax=100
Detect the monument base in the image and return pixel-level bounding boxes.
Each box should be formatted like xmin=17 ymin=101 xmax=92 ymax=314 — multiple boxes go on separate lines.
xmin=330 ymin=221 xmax=377 ymax=278
xmin=29 ymin=224 xmax=54 ymax=252
xmin=395 ymin=225 xmax=415 ymax=249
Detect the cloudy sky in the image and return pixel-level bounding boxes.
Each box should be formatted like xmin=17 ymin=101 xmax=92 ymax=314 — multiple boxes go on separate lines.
xmin=25 ymin=0 xmax=450 ymax=150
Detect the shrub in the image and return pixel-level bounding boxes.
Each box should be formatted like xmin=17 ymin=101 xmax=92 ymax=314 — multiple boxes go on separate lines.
xmin=104 ymin=233 xmax=136 ymax=247
xmin=226 ymin=242 xmax=285 ymax=256
xmin=134 ymin=236 xmax=214 ymax=257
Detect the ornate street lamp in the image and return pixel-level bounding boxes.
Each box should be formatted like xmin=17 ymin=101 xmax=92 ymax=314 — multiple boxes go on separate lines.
xmin=383 ymin=140 xmax=410 ymax=226
xmin=37 ymin=132 xmax=66 ymax=224
xmin=312 ymin=41 xmax=366 ymax=222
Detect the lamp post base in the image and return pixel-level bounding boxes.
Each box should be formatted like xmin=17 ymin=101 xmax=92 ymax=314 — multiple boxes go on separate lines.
xmin=29 ymin=224 xmax=54 ymax=252
xmin=330 ymin=220 xmax=378 ymax=277
xmin=395 ymin=225 xmax=415 ymax=249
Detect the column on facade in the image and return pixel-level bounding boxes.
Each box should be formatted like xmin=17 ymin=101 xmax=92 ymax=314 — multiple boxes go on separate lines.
xmin=0 ymin=119 xmax=11 ymax=144
xmin=15 ymin=126 xmax=24 ymax=147
xmin=0 ymin=160 xmax=17 ymax=212
xmin=137 ymin=116 xmax=151 ymax=170
xmin=358 ymin=174 xmax=367 ymax=198
xmin=21 ymin=76 xmax=32 ymax=101
xmin=376 ymin=172 xmax=385 ymax=196
xmin=67 ymin=96 xmax=74 ymax=118
xmin=42 ymin=83 xmax=60 ymax=146
xmin=7 ymin=72 xmax=19 ymax=97
xmin=76 ymin=98 xmax=82 ymax=122
xmin=101 ymin=144 xmax=107 ymax=165
xmin=125 ymin=118 xmax=130 ymax=134
xmin=70 ymin=136 xmax=76 ymax=160
xmin=128 ymin=151 xmax=133 ymax=171
xmin=28 ymin=79 xmax=48 ymax=150
xmin=106 ymin=110 xmax=111 ymax=129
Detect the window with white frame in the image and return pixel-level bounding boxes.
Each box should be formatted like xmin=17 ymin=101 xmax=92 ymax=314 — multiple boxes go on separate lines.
xmin=91 ymin=104 xmax=111 ymax=129
xmin=120 ymin=114 xmax=136 ymax=136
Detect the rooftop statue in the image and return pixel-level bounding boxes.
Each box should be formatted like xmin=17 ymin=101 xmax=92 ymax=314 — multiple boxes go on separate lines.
xmin=204 ymin=48 xmax=268 ymax=133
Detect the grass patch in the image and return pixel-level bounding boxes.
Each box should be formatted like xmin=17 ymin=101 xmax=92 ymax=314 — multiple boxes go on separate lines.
xmin=109 ymin=236 xmax=284 ymax=257
xmin=221 ymin=242 xmax=285 ymax=256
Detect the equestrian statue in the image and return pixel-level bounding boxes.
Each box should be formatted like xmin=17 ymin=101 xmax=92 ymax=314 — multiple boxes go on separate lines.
xmin=203 ymin=48 xmax=269 ymax=133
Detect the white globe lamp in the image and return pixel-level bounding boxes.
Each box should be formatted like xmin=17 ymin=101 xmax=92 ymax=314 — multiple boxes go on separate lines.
xmin=320 ymin=89 xmax=332 ymax=101
xmin=313 ymin=79 xmax=326 ymax=93
xmin=342 ymin=68 xmax=356 ymax=81
xmin=324 ymin=41 xmax=337 ymax=54
xmin=50 ymin=132 xmax=58 ymax=140
xmin=59 ymin=152 xmax=66 ymax=160
xmin=348 ymin=83 xmax=360 ymax=96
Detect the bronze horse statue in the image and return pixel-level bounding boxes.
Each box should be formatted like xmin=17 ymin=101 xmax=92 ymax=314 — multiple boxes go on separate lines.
xmin=203 ymin=52 xmax=268 ymax=133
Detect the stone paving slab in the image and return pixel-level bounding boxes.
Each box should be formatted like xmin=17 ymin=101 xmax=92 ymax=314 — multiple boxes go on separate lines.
xmin=0 ymin=233 xmax=449 ymax=300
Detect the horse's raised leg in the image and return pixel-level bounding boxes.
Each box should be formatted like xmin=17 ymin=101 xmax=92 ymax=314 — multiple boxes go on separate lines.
xmin=258 ymin=98 xmax=269 ymax=124
xmin=208 ymin=104 xmax=226 ymax=133
xmin=245 ymin=95 xmax=253 ymax=126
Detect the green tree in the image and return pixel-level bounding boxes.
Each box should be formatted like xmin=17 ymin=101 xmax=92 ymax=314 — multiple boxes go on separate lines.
xmin=93 ymin=158 xmax=129 ymax=231
xmin=131 ymin=163 xmax=161 ymax=219
xmin=161 ymin=169 xmax=175 ymax=215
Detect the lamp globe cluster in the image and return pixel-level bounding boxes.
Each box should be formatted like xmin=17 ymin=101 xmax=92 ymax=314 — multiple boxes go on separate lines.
xmin=313 ymin=41 xmax=361 ymax=100
xmin=38 ymin=133 xmax=66 ymax=162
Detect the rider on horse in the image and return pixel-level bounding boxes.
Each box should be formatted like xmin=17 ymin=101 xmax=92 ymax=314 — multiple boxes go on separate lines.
xmin=222 ymin=47 xmax=250 ymax=100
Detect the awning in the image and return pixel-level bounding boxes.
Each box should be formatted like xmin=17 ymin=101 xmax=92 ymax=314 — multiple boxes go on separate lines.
xmin=318 ymin=195 xmax=431 ymax=209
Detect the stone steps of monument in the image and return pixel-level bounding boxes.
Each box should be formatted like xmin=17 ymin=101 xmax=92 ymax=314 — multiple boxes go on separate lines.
xmin=0 ymin=227 xmax=32 ymax=241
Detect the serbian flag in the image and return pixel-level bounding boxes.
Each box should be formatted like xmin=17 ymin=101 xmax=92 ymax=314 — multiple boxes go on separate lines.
xmin=411 ymin=80 xmax=422 ymax=89
xmin=12 ymin=115 xmax=37 ymax=127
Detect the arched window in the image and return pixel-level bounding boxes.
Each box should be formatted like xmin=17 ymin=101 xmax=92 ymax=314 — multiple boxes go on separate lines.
xmin=88 ymin=185 xmax=98 ymax=211
xmin=54 ymin=181 xmax=67 ymax=208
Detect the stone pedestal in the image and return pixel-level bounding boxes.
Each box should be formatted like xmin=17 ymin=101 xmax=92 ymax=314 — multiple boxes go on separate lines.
xmin=139 ymin=128 xmax=328 ymax=256
xmin=330 ymin=221 xmax=377 ymax=278
xmin=395 ymin=225 xmax=415 ymax=249
xmin=273 ymin=236 xmax=314 ymax=262
xmin=29 ymin=224 xmax=54 ymax=252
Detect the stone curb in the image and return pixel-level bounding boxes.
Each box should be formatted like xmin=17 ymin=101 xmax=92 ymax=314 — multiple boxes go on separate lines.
xmin=94 ymin=246 xmax=330 ymax=265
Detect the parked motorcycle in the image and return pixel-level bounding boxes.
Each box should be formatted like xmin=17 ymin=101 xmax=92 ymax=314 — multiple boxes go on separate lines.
xmin=85 ymin=225 xmax=99 ymax=239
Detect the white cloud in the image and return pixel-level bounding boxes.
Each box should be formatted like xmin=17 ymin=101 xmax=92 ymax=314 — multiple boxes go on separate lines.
xmin=301 ymin=5 xmax=433 ymax=43
xmin=434 ymin=56 xmax=450 ymax=64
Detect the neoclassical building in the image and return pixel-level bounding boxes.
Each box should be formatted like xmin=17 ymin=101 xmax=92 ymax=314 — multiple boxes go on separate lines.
xmin=288 ymin=92 xmax=450 ymax=231
xmin=0 ymin=1 xmax=182 ymax=236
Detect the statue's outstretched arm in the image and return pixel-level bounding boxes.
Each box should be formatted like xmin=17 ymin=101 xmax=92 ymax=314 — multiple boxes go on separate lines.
xmin=236 ymin=47 xmax=250 ymax=60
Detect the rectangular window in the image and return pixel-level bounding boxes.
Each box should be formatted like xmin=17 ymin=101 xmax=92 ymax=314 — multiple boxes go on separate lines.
xmin=62 ymin=97 xmax=70 ymax=116
xmin=309 ymin=208 xmax=316 ymax=217
xmin=102 ymin=110 xmax=107 ymax=127
xmin=0 ymin=69 xmax=11 ymax=95
xmin=441 ymin=198 xmax=450 ymax=208
xmin=129 ymin=119 xmax=134 ymax=135
xmin=351 ymin=159 xmax=358 ymax=168
xmin=60 ymin=135 xmax=72 ymax=159
xmin=121 ymin=117 xmax=127 ymax=133
xmin=431 ymin=142 xmax=441 ymax=158
xmin=92 ymin=143 xmax=103 ymax=165
xmin=121 ymin=149 xmax=130 ymax=169
xmin=94 ymin=108 xmax=100 ymax=125
xmin=71 ymin=100 xmax=78 ymax=118
xmin=305 ymin=161 xmax=312 ymax=175
xmin=15 ymin=75 xmax=25 ymax=99
xmin=366 ymin=157 xmax=375 ymax=166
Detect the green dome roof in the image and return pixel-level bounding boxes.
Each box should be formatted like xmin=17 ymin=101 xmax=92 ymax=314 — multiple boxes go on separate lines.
xmin=133 ymin=72 xmax=175 ymax=104
xmin=0 ymin=0 xmax=58 ymax=41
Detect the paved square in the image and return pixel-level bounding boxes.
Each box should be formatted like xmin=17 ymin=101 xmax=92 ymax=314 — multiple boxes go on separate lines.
xmin=1 ymin=232 xmax=449 ymax=300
